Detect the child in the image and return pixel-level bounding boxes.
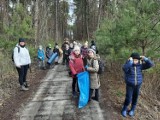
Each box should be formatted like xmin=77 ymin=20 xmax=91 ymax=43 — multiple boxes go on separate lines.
xmin=81 ymin=42 xmax=88 ymax=66
xmin=53 ymin=44 xmax=60 ymax=65
xmin=46 ymin=44 xmax=53 ymax=59
xmin=63 ymin=44 xmax=70 ymax=66
xmin=69 ymin=45 xmax=85 ymax=97
xmin=37 ymin=45 xmax=45 ymax=69
xmin=121 ymin=52 xmax=153 ymax=117
xmin=86 ymin=48 xmax=100 ymax=102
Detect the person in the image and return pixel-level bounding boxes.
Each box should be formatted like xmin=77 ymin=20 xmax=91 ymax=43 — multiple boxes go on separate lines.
xmin=13 ymin=38 xmax=31 ymax=91
xmin=90 ymin=40 xmax=98 ymax=54
xmin=63 ymin=44 xmax=70 ymax=66
xmin=62 ymin=38 xmax=70 ymax=65
xmin=121 ymin=53 xmax=154 ymax=117
xmin=53 ymin=44 xmax=60 ymax=65
xmin=81 ymin=42 xmax=89 ymax=66
xmin=37 ymin=45 xmax=45 ymax=69
xmin=46 ymin=43 xmax=53 ymax=59
xmin=85 ymin=48 xmax=100 ymax=102
xmin=69 ymin=45 xmax=85 ymax=97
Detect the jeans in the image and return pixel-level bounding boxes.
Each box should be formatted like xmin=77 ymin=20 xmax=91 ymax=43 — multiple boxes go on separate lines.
xmin=124 ymin=84 xmax=141 ymax=107
xmin=16 ymin=65 xmax=29 ymax=86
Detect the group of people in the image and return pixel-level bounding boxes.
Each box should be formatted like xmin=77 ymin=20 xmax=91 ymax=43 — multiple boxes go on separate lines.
xmin=60 ymin=38 xmax=100 ymax=102
xmin=13 ymin=37 xmax=154 ymax=118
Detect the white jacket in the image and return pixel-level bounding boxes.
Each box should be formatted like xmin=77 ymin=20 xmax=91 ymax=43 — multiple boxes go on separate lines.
xmin=13 ymin=44 xmax=31 ymax=67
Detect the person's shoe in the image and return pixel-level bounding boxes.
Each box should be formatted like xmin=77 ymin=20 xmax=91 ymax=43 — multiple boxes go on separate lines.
xmin=24 ymin=82 xmax=29 ymax=88
xmin=128 ymin=105 xmax=136 ymax=117
xmin=91 ymin=97 xmax=99 ymax=102
xmin=121 ymin=105 xmax=128 ymax=117
xmin=128 ymin=110 xmax=135 ymax=117
xmin=20 ymin=85 xmax=29 ymax=91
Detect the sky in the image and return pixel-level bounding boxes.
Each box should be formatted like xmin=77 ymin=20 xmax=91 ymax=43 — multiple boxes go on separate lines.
xmin=67 ymin=0 xmax=75 ymax=25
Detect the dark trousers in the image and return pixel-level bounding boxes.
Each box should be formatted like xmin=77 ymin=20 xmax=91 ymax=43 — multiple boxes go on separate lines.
xmin=72 ymin=77 xmax=79 ymax=92
xmin=124 ymin=84 xmax=141 ymax=107
xmin=90 ymin=89 xmax=99 ymax=100
xmin=63 ymin=54 xmax=69 ymax=65
xmin=16 ymin=65 xmax=29 ymax=86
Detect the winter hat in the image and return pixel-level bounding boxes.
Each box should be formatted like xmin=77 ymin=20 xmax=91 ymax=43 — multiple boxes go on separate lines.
xmin=48 ymin=44 xmax=51 ymax=48
xmin=130 ymin=52 xmax=140 ymax=60
xmin=19 ymin=38 xmax=25 ymax=42
xmin=39 ymin=45 xmax=42 ymax=49
xmin=88 ymin=48 xmax=96 ymax=55
xmin=73 ymin=45 xmax=80 ymax=51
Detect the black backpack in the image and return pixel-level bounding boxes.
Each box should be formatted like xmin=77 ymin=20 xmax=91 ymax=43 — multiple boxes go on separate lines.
xmin=92 ymin=59 xmax=105 ymax=74
xmin=12 ymin=46 xmax=20 ymax=62
xmin=97 ymin=59 xmax=105 ymax=74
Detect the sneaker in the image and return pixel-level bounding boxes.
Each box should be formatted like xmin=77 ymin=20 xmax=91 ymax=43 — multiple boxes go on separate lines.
xmin=128 ymin=110 xmax=135 ymax=117
xmin=24 ymin=82 xmax=29 ymax=88
xmin=20 ymin=85 xmax=29 ymax=91
xmin=121 ymin=105 xmax=128 ymax=117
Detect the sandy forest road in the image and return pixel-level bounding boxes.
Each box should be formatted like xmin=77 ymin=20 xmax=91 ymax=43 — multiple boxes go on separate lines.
xmin=15 ymin=64 xmax=115 ymax=120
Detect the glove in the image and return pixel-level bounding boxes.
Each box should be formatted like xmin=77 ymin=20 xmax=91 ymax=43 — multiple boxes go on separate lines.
xmin=85 ymin=65 xmax=88 ymax=71
xmin=74 ymin=74 xmax=77 ymax=78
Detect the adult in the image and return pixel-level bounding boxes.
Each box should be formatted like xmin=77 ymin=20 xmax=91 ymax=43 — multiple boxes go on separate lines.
xmin=13 ymin=38 xmax=31 ymax=91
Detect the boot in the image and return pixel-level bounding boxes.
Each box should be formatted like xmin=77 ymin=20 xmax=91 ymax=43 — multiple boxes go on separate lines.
xmin=20 ymin=85 xmax=29 ymax=91
xmin=91 ymin=97 xmax=99 ymax=102
xmin=129 ymin=105 xmax=136 ymax=117
xmin=121 ymin=105 xmax=128 ymax=117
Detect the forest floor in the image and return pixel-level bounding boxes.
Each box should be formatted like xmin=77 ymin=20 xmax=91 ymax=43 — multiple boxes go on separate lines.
xmin=0 ymin=62 xmax=159 ymax=120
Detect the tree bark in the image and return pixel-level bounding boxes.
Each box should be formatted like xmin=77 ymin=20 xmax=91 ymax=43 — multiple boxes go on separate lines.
xmin=34 ymin=0 xmax=39 ymax=47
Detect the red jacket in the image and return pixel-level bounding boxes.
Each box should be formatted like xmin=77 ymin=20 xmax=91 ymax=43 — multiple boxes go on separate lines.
xmin=69 ymin=52 xmax=85 ymax=78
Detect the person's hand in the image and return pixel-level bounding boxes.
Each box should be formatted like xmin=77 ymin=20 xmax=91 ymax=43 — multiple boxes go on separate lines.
xmin=16 ymin=65 xmax=21 ymax=68
xmin=74 ymin=74 xmax=77 ymax=77
xmin=129 ymin=57 xmax=133 ymax=61
xmin=140 ymin=56 xmax=145 ymax=60
xmin=85 ymin=65 xmax=88 ymax=71
xmin=140 ymin=56 xmax=148 ymax=61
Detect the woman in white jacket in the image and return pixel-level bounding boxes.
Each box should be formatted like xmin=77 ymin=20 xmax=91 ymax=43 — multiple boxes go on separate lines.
xmin=13 ymin=38 xmax=31 ymax=91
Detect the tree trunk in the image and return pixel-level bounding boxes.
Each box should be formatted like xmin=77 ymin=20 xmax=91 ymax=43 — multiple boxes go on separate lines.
xmin=34 ymin=0 xmax=39 ymax=47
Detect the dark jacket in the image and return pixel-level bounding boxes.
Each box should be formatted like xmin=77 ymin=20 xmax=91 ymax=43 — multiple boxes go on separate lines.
xmin=123 ymin=57 xmax=153 ymax=86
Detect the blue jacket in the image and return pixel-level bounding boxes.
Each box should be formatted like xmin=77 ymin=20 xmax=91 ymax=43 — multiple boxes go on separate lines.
xmin=37 ymin=49 xmax=45 ymax=60
xmin=123 ymin=57 xmax=153 ymax=86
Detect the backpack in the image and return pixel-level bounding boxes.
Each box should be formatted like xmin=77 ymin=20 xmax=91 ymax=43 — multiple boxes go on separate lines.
xmin=97 ymin=59 xmax=105 ymax=74
xmin=92 ymin=59 xmax=105 ymax=74
xmin=12 ymin=46 xmax=20 ymax=62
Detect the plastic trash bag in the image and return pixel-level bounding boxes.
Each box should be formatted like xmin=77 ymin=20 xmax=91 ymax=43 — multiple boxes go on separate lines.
xmin=77 ymin=71 xmax=90 ymax=108
xmin=47 ymin=52 xmax=58 ymax=64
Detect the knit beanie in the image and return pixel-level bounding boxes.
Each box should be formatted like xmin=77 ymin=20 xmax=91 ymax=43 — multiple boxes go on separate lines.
xmin=130 ymin=52 xmax=140 ymax=60
xmin=73 ymin=45 xmax=80 ymax=51
xmin=19 ymin=38 xmax=25 ymax=42
xmin=88 ymin=48 xmax=96 ymax=55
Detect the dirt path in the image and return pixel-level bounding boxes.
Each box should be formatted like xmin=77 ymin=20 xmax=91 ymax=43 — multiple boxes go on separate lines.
xmin=15 ymin=64 xmax=116 ymax=120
